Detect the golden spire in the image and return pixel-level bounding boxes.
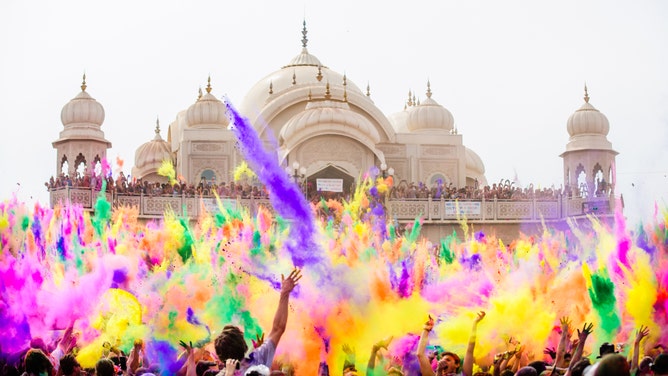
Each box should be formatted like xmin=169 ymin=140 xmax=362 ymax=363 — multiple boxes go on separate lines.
xmin=316 ymin=65 xmax=323 ymax=82
xmin=325 ymin=81 xmax=331 ymax=100
xmin=292 ymin=71 xmax=297 ymax=85
xmin=308 ymin=89 xmax=312 ymax=101
xmin=426 ymin=80 xmax=432 ymax=98
xmin=198 ymin=87 xmax=203 ymax=100
xmin=343 ymin=73 xmax=347 ymax=87
xmin=407 ymin=90 xmax=413 ymax=106
xmin=343 ymin=85 xmax=348 ymax=102
xmin=584 ymin=83 xmax=590 ymax=103
xmin=301 ymin=20 xmax=308 ymax=48
xmin=366 ymin=82 xmax=371 ymax=97
xmin=206 ymin=76 xmax=212 ymax=94
xmin=81 ymin=72 xmax=87 ymax=91
xmin=155 ymin=116 xmax=160 ymax=134
xmin=417 ymin=98 xmax=421 ymax=106
xmin=269 ymin=81 xmax=273 ymax=95
xmin=413 ymin=94 xmax=417 ymax=106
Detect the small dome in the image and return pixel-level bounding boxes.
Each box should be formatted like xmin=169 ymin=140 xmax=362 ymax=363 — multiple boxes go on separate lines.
xmin=388 ymin=109 xmax=410 ymax=133
xmin=406 ymin=84 xmax=454 ymax=132
xmin=465 ymin=147 xmax=485 ymax=175
xmin=133 ymin=121 xmax=173 ymax=178
xmin=285 ymin=47 xmax=323 ymax=67
xmin=566 ymin=88 xmax=609 ymax=137
xmin=280 ymin=100 xmax=380 ymax=145
xmin=186 ymin=80 xmax=229 ymax=128
xmin=60 ymin=76 xmax=105 ymax=127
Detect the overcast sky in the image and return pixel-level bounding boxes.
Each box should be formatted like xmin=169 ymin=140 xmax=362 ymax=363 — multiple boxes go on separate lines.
xmin=1 ymin=0 xmax=666 ymax=225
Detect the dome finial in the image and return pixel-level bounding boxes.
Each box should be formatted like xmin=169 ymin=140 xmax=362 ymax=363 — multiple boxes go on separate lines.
xmin=413 ymin=93 xmax=417 ymax=106
xmin=155 ymin=116 xmax=160 ymax=134
xmin=426 ymin=79 xmax=432 ymax=98
xmin=198 ymin=87 xmax=203 ymax=100
xmin=81 ymin=72 xmax=87 ymax=91
xmin=366 ymin=82 xmax=371 ymax=97
xmin=343 ymin=72 xmax=347 ymax=87
xmin=407 ymin=89 xmax=413 ymax=106
xmin=206 ymin=76 xmax=212 ymax=94
xmin=269 ymin=81 xmax=273 ymax=95
xmin=316 ymin=65 xmax=323 ymax=82
xmin=325 ymin=81 xmax=331 ymax=100
xmin=292 ymin=70 xmax=297 ymax=85
xmin=343 ymin=85 xmax=348 ymax=102
xmin=301 ymin=20 xmax=308 ymax=48
xmin=584 ymin=83 xmax=590 ymax=103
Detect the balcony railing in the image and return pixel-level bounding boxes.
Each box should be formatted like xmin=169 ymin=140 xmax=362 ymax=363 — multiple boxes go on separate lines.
xmin=49 ymin=187 xmax=616 ymax=223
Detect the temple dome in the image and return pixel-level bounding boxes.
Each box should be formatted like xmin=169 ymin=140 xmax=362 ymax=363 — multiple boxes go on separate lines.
xmin=60 ymin=76 xmax=105 ymax=127
xmin=406 ymin=84 xmax=454 ymax=132
xmin=186 ymin=79 xmax=229 ymax=128
xmin=132 ymin=120 xmax=173 ymax=180
xmin=280 ymin=100 xmax=380 ymax=146
xmin=567 ymin=88 xmax=609 ymax=136
xmin=465 ymin=147 xmax=485 ymax=175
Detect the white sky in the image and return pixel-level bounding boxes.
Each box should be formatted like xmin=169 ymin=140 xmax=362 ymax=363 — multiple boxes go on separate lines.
xmin=1 ymin=0 xmax=667 ymax=226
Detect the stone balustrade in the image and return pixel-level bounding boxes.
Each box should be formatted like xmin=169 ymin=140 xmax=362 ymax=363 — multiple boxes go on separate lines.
xmin=49 ymin=187 xmax=615 ymax=223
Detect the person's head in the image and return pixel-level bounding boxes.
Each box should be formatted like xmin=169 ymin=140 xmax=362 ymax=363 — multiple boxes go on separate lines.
xmin=570 ymin=358 xmax=591 ymax=376
xmin=245 ymin=365 xmax=271 ymax=376
xmin=651 ymin=353 xmax=668 ymax=376
xmin=594 ymin=354 xmax=629 ymax=376
xmin=597 ymin=342 xmax=617 ymax=358
xmin=515 ymin=366 xmax=538 ymax=376
xmin=437 ymin=352 xmax=461 ymax=375
xmin=95 ymin=358 xmax=115 ymax=376
xmin=29 ymin=339 xmax=49 ymax=355
xmin=500 ymin=370 xmax=514 ymax=376
xmin=214 ymin=325 xmax=248 ymax=363
xmin=527 ymin=361 xmax=546 ymax=375
xmin=59 ymin=354 xmax=81 ymax=376
xmin=196 ymin=361 xmax=217 ymax=376
xmin=343 ymin=362 xmax=357 ymax=376
xmin=24 ymin=349 xmax=53 ymax=376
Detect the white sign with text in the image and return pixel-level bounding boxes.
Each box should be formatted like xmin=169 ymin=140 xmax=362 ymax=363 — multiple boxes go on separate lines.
xmin=316 ymin=178 xmax=343 ymax=192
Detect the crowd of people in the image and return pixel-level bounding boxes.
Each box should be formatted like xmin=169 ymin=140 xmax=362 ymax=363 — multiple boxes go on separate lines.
xmin=3 ymin=303 xmax=666 ymax=376
xmin=46 ymin=173 xmax=611 ymax=204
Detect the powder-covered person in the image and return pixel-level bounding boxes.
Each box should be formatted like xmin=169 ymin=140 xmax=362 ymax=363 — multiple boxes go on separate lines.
xmin=215 ymin=268 xmax=302 ymax=376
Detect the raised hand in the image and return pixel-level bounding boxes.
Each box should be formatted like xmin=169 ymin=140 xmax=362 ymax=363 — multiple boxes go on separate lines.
xmin=543 ymin=347 xmax=557 ymax=360
xmin=474 ymin=311 xmax=486 ymax=324
xmin=424 ymin=315 xmax=435 ymax=332
xmin=560 ymin=316 xmax=572 ymax=334
xmin=252 ymin=333 xmax=265 ymax=349
xmin=225 ymin=359 xmax=239 ymax=376
xmin=577 ymin=322 xmax=594 ymax=342
xmin=635 ymin=325 xmax=650 ymax=344
xmin=281 ymin=268 xmax=302 ymax=295
xmin=373 ymin=336 xmax=393 ymax=351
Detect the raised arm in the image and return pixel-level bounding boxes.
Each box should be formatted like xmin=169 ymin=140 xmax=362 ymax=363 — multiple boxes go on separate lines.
xmin=630 ymin=325 xmax=650 ymax=374
xmin=267 ymin=268 xmax=302 ymax=347
xmin=463 ymin=311 xmax=486 ymax=376
xmin=554 ymin=317 xmax=572 ymax=369
xmin=417 ymin=316 xmax=436 ymax=376
xmin=564 ymin=322 xmax=593 ymax=376
xmin=367 ymin=337 xmax=392 ymax=376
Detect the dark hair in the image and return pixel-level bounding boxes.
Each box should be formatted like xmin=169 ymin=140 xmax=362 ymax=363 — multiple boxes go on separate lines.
xmin=214 ymin=325 xmax=248 ymax=362
xmin=595 ymin=354 xmax=629 ymax=376
xmin=527 ymin=361 xmax=547 ymax=375
xmin=570 ymin=358 xmax=591 ymax=376
xmin=196 ymin=361 xmax=217 ymax=376
xmin=60 ymin=354 xmax=80 ymax=375
xmin=96 ymin=358 xmax=116 ymax=376
xmin=440 ymin=351 xmax=461 ymax=365
xmin=24 ymin=349 xmax=53 ymax=375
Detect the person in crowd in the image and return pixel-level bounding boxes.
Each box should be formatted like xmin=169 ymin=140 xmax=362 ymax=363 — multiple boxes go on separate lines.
xmin=213 ymin=268 xmax=301 ymax=376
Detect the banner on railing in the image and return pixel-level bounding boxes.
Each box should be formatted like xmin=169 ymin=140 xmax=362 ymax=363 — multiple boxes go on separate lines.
xmin=444 ymin=201 xmax=481 ymax=216
xmin=316 ymin=179 xmax=343 ymax=192
xmin=202 ymin=198 xmax=237 ymax=213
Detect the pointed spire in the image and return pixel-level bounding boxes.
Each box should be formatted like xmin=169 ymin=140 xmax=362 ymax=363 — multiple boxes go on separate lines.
xmin=206 ymin=76 xmax=212 ymax=94
xmin=366 ymin=82 xmax=371 ymax=97
xmin=269 ymin=81 xmax=273 ymax=95
xmin=301 ymin=20 xmax=308 ymax=48
xmin=343 ymin=73 xmax=347 ymax=87
xmin=316 ymin=65 xmax=323 ymax=82
xmin=155 ymin=116 xmax=161 ymax=134
xmin=413 ymin=94 xmax=417 ymax=106
xmin=198 ymin=87 xmax=203 ymax=100
xmin=407 ymin=90 xmax=413 ymax=106
xmin=325 ymin=81 xmax=331 ymax=100
xmin=292 ymin=70 xmax=297 ymax=85
xmin=308 ymin=89 xmax=312 ymax=101
xmin=584 ymin=83 xmax=590 ymax=103
xmin=426 ymin=79 xmax=432 ymax=98
xmin=417 ymin=98 xmax=421 ymax=106
xmin=343 ymin=85 xmax=348 ymax=102
xmin=81 ymin=72 xmax=87 ymax=91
